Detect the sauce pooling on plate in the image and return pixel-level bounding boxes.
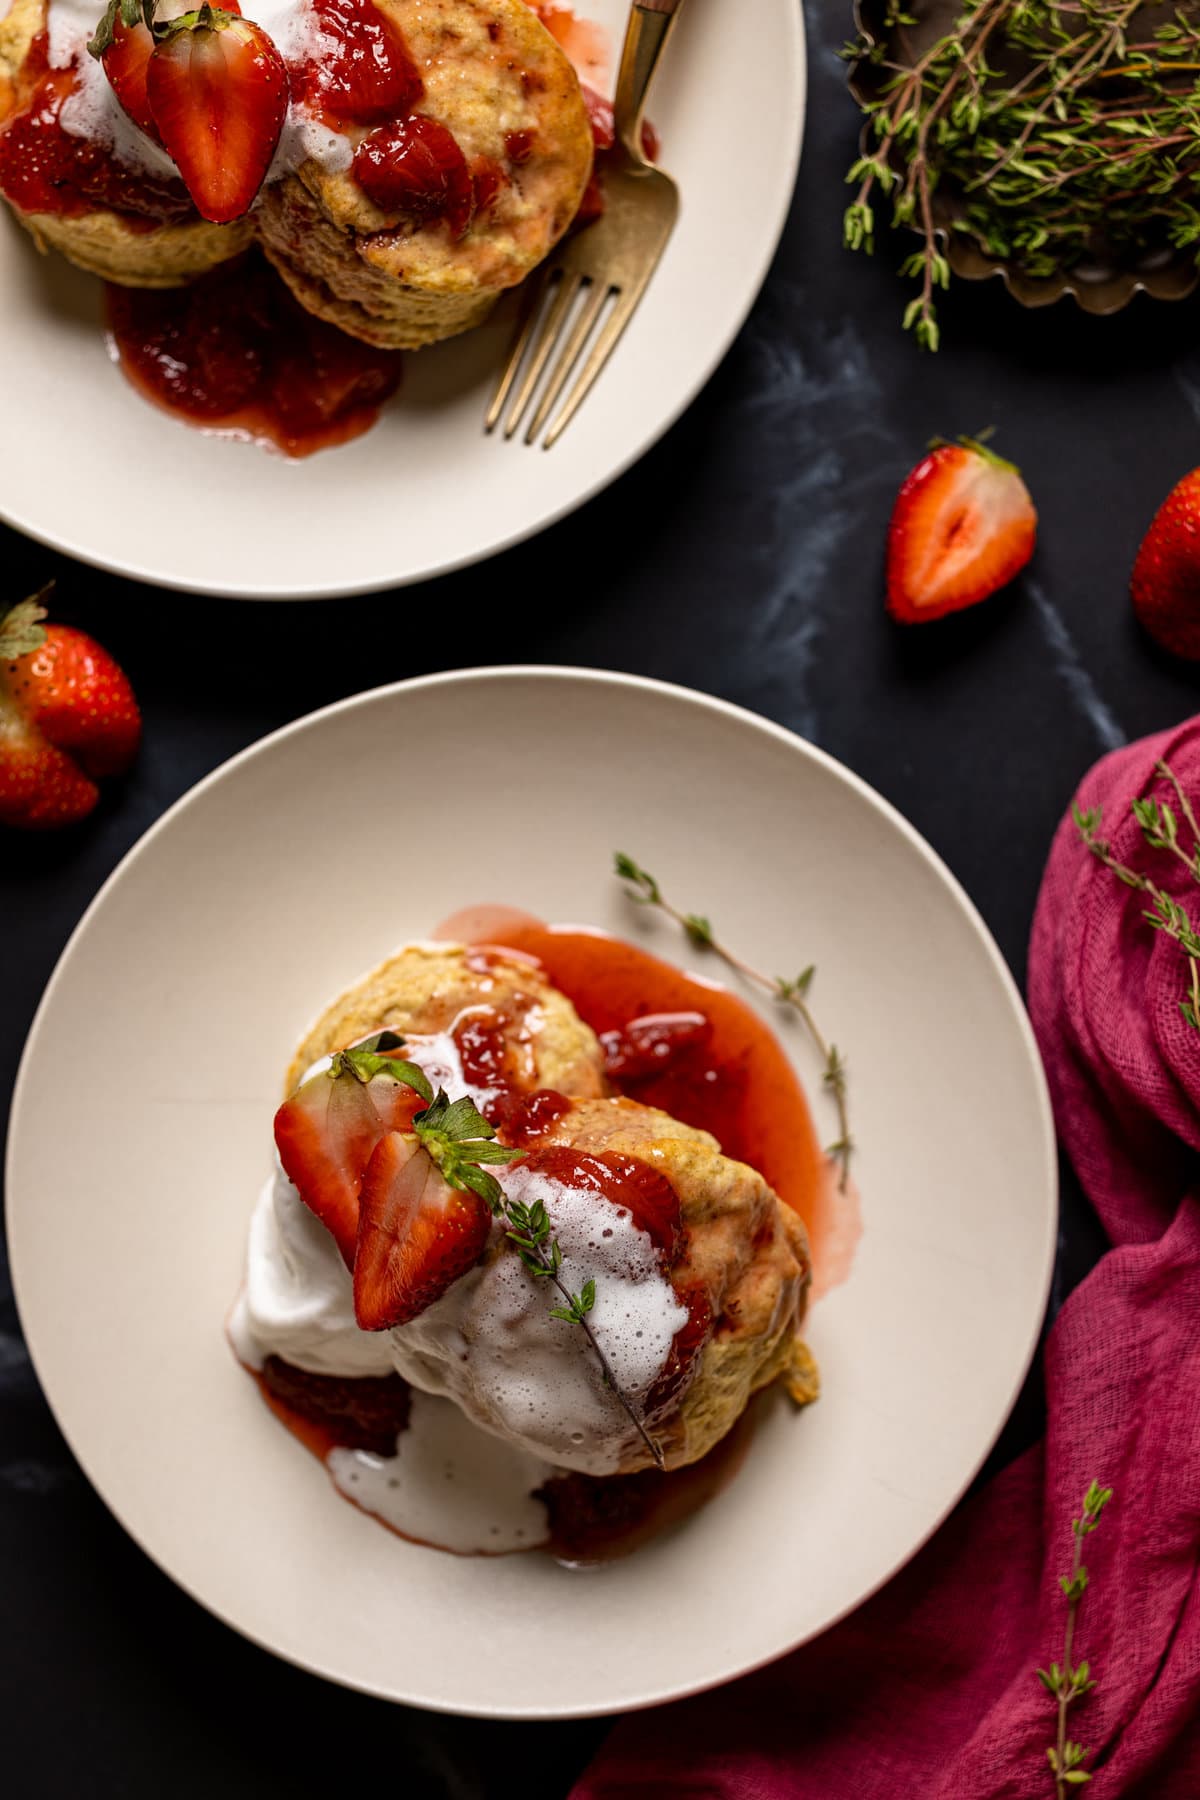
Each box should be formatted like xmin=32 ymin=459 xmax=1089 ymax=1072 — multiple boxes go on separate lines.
xmin=106 ymin=254 xmax=404 ymax=457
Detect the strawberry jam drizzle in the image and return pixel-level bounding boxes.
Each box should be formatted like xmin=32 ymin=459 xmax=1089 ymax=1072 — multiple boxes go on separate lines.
xmin=0 ymin=33 xmax=193 ymax=227
xmin=106 ymin=252 xmax=403 ymax=456
xmin=484 ymin=925 xmax=824 ymax=1234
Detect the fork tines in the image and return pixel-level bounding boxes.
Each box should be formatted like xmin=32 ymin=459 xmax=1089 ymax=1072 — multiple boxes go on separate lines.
xmin=485 ymin=266 xmax=638 ymax=450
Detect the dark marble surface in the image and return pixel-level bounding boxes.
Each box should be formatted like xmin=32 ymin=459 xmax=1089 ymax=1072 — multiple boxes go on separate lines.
xmin=5 ymin=1 xmax=1200 ymax=1792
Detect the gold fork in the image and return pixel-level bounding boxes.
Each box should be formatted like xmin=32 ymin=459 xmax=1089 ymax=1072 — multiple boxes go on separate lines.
xmin=485 ymin=0 xmax=687 ymax=449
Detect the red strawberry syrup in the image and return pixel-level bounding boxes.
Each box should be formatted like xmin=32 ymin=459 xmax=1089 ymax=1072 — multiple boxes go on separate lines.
xmin=105 ymin=253 xmax=403 ymax=457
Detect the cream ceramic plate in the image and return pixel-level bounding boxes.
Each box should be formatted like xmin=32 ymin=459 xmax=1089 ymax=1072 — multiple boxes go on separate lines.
xmin=0 ymin=1 xmax=804 ymax=599
xmin=7 ymin=671 xmax=1056 ymax=1717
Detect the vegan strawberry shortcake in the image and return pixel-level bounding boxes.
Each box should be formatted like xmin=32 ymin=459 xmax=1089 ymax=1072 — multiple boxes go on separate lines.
xmin=231 ymin=927 xmax=820 ymax=1562
xmin=0 ymin=0 xmax=593 ymax=344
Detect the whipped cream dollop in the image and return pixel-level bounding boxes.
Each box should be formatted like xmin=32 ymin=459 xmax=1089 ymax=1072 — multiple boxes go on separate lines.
xmin=45 ymin=0 xmax=354 ymax=181
xmin=234 ymin=1091 xmax=688 ymax=1476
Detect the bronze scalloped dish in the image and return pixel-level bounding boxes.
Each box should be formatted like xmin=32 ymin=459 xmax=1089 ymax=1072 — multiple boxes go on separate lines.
xmin=847 ymin=0 xmax=1200 ymax=319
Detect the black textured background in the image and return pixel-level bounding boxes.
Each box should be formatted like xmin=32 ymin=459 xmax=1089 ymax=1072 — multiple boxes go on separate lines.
xmin=4 ymin=2 xmax=1200 ymax=1792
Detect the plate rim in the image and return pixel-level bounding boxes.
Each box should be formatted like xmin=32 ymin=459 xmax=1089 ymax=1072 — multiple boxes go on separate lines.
xmin=0 ymin=5 xmax=807 ymax=602
xmin=5 ymin=666 xmax=1058 ymax=1717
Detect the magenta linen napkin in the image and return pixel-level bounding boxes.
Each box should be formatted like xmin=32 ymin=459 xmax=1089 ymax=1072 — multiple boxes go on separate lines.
xmin=572 ymin=720 xmax=1200 ymax=1800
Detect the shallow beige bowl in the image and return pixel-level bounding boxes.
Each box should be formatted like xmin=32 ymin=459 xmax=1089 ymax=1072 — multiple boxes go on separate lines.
xmin=0 ymin=0 xmax=805 ymax=597
xmin=6 ymin=670 xmax=1056 ymax=1717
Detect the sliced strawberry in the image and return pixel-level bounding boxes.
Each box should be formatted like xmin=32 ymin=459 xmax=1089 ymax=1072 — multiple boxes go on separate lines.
xmin=273 ymin=1057 xmax=425 ymax=1265
xmin=354 ymin=1133 xmax=492 ymax=1330
xmin=146 ymin=10 xmax=288 ymax=225
xmin=1131 ymin=467 xmax=1200 ymax=660
xmin=353 ymin=114 xmax=474 ymax=237
xmin=294 ymin=0 xmax=422 ymax=124
xmin=885 ymin=437 xmax=1037 ymax=623
xmin=102 ymin=14 xmax=159 ymax=140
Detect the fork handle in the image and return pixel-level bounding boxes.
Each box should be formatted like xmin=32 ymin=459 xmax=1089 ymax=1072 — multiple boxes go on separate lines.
xmin=613 ymin=0 xmax=688 ymax=165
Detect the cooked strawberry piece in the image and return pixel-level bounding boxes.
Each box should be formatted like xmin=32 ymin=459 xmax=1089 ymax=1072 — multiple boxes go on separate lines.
xmin=273 ymin=1059 xmax=425 ymax=1265
xmin=146 ymin=12 xmax=288 ymax=225
xmin=353 ymin=114 xmax=474 ymax=237
xmin=293 ymin=0 xmax=422 ymax=124
xmin=600 ymin=1012 xmax=712 ymax=1082
xmin=1131 ymin=467 xmax=1200 ymax=660
xmin=102 ymin=15 xmax=159 ymax=140
xmin=354 ymin=1133 xmax=492 ymax=1331
xmin=885 ymin=438 xmax=1037 ymax=623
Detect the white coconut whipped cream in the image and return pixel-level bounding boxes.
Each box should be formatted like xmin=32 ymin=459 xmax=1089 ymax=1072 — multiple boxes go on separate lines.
xmin=44 ymin=0 xmax=354 ymax=181
xmin=235 ymin=1126 xmax=688 ymax=1477
xmin=388 ymin=1158 xmax=687 ymax=1475
xmin=329 ymin=1389 xmax=552 ymax=1553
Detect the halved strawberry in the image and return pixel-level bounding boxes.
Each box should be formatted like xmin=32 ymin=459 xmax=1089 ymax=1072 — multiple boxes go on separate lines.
xmin=353 ymin=114 xmax=474 ymax=237
xmin=146 ymin=9 xmax=288 ymax=225
xmin=354 ymin=1132 xmax=492 ymax=1330
xmin=886 ymin=437 xmax=1037 ymax=624
xmin=273 ymin=1055 xmax=425 ymax=1265
xmin=102 ymin=14 xmax=159 ymax=139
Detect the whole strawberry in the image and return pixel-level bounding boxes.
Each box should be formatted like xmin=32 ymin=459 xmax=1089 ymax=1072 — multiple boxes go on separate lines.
xmin=1131 ymin=468 xmax=1200 ymax=661
xmin=0 ymin=586 xmax=141 ymax=830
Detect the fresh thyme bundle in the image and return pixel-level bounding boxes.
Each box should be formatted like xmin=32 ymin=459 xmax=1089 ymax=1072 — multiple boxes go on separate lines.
xmin=844 ymin=0 xmax=1200 ymax=346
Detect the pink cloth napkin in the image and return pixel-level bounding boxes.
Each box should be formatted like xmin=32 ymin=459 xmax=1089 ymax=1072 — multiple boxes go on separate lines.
xmin=573 ymin=719 xmax=1200 ymax=1800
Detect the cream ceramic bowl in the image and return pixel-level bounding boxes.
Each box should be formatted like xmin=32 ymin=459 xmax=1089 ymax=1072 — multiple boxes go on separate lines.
xmin=6 ymin=670 xmax=1056 ymax=1716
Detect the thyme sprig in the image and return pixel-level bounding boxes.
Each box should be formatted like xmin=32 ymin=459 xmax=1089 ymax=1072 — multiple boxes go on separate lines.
xmin=411 ymin=1082 xmax=666 ymax=1470
xmin=1037 ymin=1480 xmax=1113 ymax=1794
xmin=613 ymin=854 xmax=853 ymax=1192
xmin=1073 ymin=758 xmax=1200 ymax=1028
xmin=844 ymin=0 xmax=1200 ymax=347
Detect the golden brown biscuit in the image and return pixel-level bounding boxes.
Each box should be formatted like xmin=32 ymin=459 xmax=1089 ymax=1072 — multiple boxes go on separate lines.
xmin=0 ymin=0 xmax=249 ymax=286
xmin=534 ymin=1097 xmax=817 ymax=1472
xmin=284 ymin=941 xmax=608 ymax=1101
xmin=257 ymin=0 xmax=593 ymax=347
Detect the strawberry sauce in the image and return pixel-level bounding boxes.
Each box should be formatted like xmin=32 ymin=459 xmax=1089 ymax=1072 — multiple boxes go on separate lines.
xmin=0 ymin=34 xmax=193 ymax=228
xmin=480 ymin=925 xmax=825 ymax=1240
xmin=105 ymin=252 xmax=403 ymax=456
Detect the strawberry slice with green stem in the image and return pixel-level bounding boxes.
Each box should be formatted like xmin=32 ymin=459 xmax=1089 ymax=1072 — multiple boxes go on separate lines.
xmin=886 ymin=435 xmax=1037 ymax=624
xmin=273 ymin=1038 xmax=431 ymax=1265
xmin=146 ymin=5 xmax=288 ymax=224
xmin=354 ymin=1132 xmax=493 ymax=1330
